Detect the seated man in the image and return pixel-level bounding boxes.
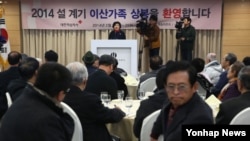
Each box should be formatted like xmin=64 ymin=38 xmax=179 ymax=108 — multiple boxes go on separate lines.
xmin=150 ymin=61 xmax=214 ymax=141
xmin=203 ymin=53 xmax=223 ymax=86
xmin=139 ymin=55 xmax=163 ymax=84
xmin=7 ymin=57 xmax=40 ymax=101
xmin=85 ymin=54 xmax=118 ymax=99
xmin=133 ymin=61 xmax=171 ymax=139
xmin=44 ymin=50 xmax=58 ymax=62
xmin=210 ymin=53 xmax=237 ymax=96
xmin=0 ymin=62 xmax=74 ymax=141
xmin=64 ymin=62 xmax=125 ymax=141
xmin=0 ymin=51 xmax=22 ymax=119
xmin=82 ymin=51 xmax=98 ymax=75
xmin=216 ymin=66 xmax=250 ymax=124
xmin=110 ymin=58 xmax=128 ymax=99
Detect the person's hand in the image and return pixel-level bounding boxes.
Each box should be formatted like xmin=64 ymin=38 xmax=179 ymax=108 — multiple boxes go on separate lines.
xmin=144 ymin=35 xmax=149 ymax=40
xmin=181 ymin=37 xmax=185 ymax=41
xmin=114 ymin=105 xmax=122 ymax=110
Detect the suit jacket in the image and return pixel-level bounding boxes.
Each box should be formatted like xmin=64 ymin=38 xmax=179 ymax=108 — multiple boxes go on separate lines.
xmin=211 ymin=70 xmax=228 ymax=96
xmin=108 ymin=30 xmax=126 ymax=39
xmin=180 ymin=25 xmax=196 ymax=50
xmin=7 ymin=78 xmax=28 ymax=101
xmin=110 ymin=71 xmax=128 ymax=99
xmin=63 ymin=85 xmax=126 ymax=141
xmin=151 ymin=93 xmax=214 ymax=141
xmin=85 ymin=69 xmax=118 ymax=99
xmin=216 ymin=91 xmax=250 ymax=124
xmin=0 ymin=66 xmax=20 ymax=119
xmin=0 ymin=85 xmax=74 ymax=141
xmin=133 ymin=89 xmax=168 ymax=138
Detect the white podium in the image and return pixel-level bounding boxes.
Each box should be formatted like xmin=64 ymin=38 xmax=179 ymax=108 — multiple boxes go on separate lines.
xmin=91 ymin=40 xmax=138 ymax=78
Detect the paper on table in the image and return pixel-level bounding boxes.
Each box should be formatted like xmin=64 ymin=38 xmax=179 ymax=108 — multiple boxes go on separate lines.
xmin=205 ymin=94 xmax=221 ymax=117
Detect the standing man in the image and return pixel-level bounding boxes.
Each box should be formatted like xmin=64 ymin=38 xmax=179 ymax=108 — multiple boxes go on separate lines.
xmin=137 ymin=14 xmax=160 ymax=57
xmin=179 ymin=17 xmax=196 ymax=62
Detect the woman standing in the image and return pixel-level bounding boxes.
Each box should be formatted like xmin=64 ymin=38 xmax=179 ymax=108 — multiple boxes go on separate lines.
xmin=108 ymin=21 xmax=126 ymax=39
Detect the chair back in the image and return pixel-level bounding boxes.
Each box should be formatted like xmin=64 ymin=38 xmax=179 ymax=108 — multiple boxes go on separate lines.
xmin=197 ymin=73 xmax=213 ymax=99
xmin=139 ymin=77 xmax=156 ymax=93
xmin=61 ymin=102 xmax=83 ymax=141
xmin=140 ymin=109 xmax=163 ymax=141
xmin=6 ymin=92 xmax=13 ymax=108
xmin=230 ymin=107 xmax=250 ymax=125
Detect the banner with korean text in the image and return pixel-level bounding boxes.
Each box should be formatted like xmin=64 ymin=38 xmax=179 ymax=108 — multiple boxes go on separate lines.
xmin=21 ymin=0 xmax=222 ymax=30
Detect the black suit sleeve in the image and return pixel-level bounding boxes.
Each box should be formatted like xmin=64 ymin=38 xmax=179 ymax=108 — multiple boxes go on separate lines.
xmin=89 ymin=95 xmax=126 ymax=123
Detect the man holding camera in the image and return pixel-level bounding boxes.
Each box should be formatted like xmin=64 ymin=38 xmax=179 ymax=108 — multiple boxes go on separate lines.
xmin=137 ymin=15 xmax=160 ymax=57
xmin=179 ymin=17 xmax=196 ymax=62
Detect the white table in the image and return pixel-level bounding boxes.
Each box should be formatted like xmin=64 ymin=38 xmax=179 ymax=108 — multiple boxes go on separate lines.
xmin=106 ymin=100 xmax=141 ymax=141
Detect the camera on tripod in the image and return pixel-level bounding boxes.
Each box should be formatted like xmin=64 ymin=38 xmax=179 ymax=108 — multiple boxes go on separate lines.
xmin=175 ymin=17 xmax=184 ymax=39
xmin=136 ymin=13 xmax=148 ymax=35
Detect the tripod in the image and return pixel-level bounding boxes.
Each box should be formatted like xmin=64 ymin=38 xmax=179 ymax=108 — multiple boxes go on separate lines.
xmin=175 ymin=40 xmax=181 ymax=61
xmin=138 ymin=35 xmax=144 ymax=72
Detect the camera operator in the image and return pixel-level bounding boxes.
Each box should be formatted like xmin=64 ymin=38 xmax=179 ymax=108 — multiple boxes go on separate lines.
xmin=137 ymin=15 xmax=160 ymax=57
xmin=178 ymin=17 xmax=196 ymax=62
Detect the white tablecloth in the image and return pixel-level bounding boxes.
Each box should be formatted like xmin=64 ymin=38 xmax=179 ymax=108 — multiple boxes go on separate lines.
xmin=106 ymin=100 xmax=141 ymax=141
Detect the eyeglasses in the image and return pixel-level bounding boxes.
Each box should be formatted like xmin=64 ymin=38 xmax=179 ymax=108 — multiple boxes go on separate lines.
xmin=166 ymin=84 xmax=189 ymax=92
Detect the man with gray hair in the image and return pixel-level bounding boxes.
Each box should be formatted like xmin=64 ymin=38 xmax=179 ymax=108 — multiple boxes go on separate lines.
xmin=203 ymin=53 xmax=223 ymax=86
xmin=210 ymin=53 xmax=237 ymax=96
xmin=64 ymin=62 xmax=125 ymax=141
xmin=216 ymin=66 xmax=250 ymax=124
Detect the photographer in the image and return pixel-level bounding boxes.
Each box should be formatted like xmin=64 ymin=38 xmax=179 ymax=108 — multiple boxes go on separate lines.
xmin=137 ymin=15 xmax=160 ymax=57
xmin=178 ymin=17 xmax=196 ymax=62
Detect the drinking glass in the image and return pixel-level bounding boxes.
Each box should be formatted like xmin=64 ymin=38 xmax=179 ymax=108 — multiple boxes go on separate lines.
xmin=117 ymin=90 xmax=124 ymax=102
xmin=100 ymin=92 xmax=108 ymax=105
xmin=125 ymin=97 xmax=133 ymax=115
xmin=138 ymin=89 xmax=145 ymax=100
xmin=104 ymin=94 xmax=111 ymax=106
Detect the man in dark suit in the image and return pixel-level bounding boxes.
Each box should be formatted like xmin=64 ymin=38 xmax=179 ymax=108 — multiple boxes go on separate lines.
xmin=7 ymin=57 xmax=40 ymax=101
xmin=44 ymin=50 xmax=58 ymax=62
xmin=216 ymin=66 xmax=250 ymax=124
xmin=0 ymin=51 xmax=22 ymax=119
xmin=150 ymin=61 xmax=214 ymax=141
xmin=85 ymin=54 xmax=118 ymax=99
xmin=0 ymin=62 xmax=74 ymax=141
xmin=110 ymin=58 xmax=128 ymax=99
xmin=64 ymin=62 xmax=125 ymax=141
xmin=139 ymin=55 xmax=163 ymax=84
xmin=210 ymin=53 xmax=237 ymax=96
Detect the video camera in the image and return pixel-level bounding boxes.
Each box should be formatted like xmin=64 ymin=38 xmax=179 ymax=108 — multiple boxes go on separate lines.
xmin=136 ymin=13 xmax=148 ymax=35
xmin=175 ymin=17 xmax=184 ymax=39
